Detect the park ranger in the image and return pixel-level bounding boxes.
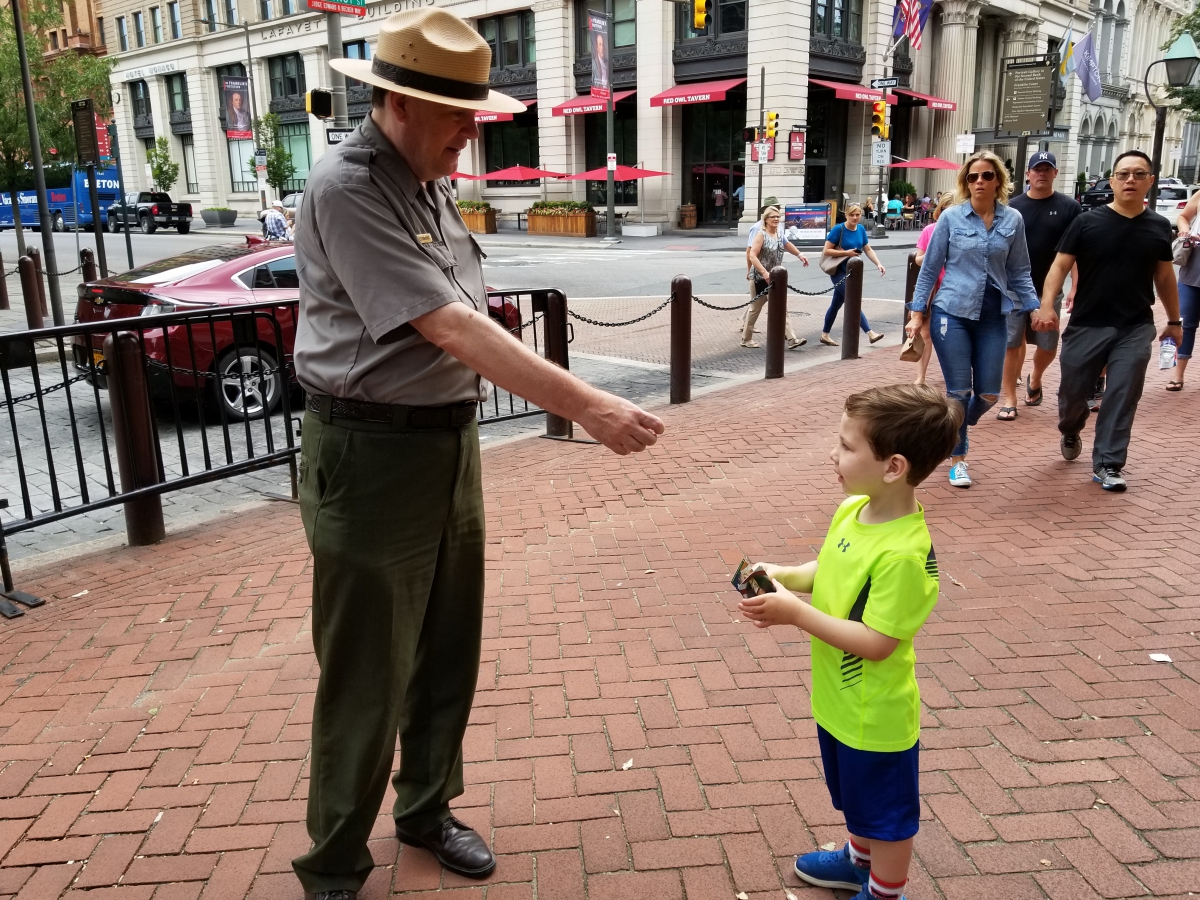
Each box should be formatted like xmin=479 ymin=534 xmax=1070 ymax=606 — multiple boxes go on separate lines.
xmin=290 ymin=9 xmax=666 ymax=900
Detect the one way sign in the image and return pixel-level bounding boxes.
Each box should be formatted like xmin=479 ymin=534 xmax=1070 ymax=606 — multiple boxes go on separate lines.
xmin=326 ymin=129 xmax=354 ymax=145
xmin=870 ymin=77 xmax=899 ymax=89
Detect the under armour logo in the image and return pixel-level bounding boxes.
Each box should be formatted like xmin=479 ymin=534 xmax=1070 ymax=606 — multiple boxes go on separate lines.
xmin=838 ymin=539 xmax=851 ymax=553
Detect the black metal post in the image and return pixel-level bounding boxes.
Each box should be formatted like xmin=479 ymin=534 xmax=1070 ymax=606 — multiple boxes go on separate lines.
xmin=18 ymin=256 xmax=43 ymax=330
xmin=86 ymin=164 xmax=109 ymax=278
xmin=1014 ymin=134 xmax=1029 ymax=194
xmin=81 ymin=248 xmax=98 ymax=283
xmin=544 ymin=290 xmax=573 ymax=438
xmin=0 ymin=501 xmax=42 ymax=614
xmin=604 ymin=0 xmax=615 ymax=241
xmin=107 ymin=124 xmax=135 ymax=270
xmin=1151 ymin=103 xmax=1167 ymax=211
xmin=670 ymin=275 xmax=692 ymax=403
xmin=841 ymin=257 xmax=864 ymax=360
xmin=765 ymin=265 xmax=787 ymax=379
xmin=104 ymin=332 xmax=166 ymax=546
xmin=0 ymin=251 xmax=8 ymax=311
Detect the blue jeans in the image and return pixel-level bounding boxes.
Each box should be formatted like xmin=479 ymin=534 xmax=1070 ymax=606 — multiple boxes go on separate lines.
xmin=822 ymin=260 xmax=871 ymax=334
xmin=930 ymin=285 xmax=1007 ymax=457
xmin=1179 ymin=282 xmax=1200 ymax=359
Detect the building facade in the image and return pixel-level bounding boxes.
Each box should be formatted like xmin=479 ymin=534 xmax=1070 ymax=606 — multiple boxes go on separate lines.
xmin=100 ymin=0 xmax=1191 ymax=230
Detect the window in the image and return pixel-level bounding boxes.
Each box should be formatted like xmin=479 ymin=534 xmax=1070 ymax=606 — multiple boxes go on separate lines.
xmin=267 ymin=256 xmax=299 ymax=289
xmin=143 ymin=137 xmax=156 ymax=160
xmin=227 ymin=138 xmax=256 ymax=191
xmin=483 ymin=107 xmax=539 ymax=183
xmin=96 ymin=16 xmax=105 ymax=44
xmin=151 ymin=7 xmax=163 ymax=42
xmin=167 ymin=73 xmax=190 ymax=112
xmin=168 ymin=2 xmax=181 ymax=38
xmin=204 ymin=0 xmax=217 ymax=30
xmin=277 ymin=121 xmax=311 ymax=190
xmin=260 ymin=0 xmax=271 ymax=20
xmin=281 ymin=0 xmax=294 ymax=13
xmin=224 ymin=0 xmax=236 ymax=26
xmin=116 ymin=16 xmax=127 ymax=49
xmin=268 ymin=53 xmax=306 ymax=98
xmin=133 ymin=11 xmax=145 ymax=47
xmin=49 ymin=31 xmax=58 ymax=50
xmin=585 ymin=100 xmax=636 ymax=204
xmin=181 ymin=134 xmax=199 ymax=192
xmin=343 ymin=40 xmax=370 ymax=88
xmin=811 ymin=0 xmax=861 ymax=41
xmin=576 ymin=0 xmax=633 ymax=55
xmin=679 ymin=0 xmax=744 ymax=39
xmin=479 ymin=12 xmax=535 ymax=68
xmin=131 ymin=80 xmax=152 ymax=118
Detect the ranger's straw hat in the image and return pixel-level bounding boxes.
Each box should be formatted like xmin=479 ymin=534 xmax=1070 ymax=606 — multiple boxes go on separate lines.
xmin=331 ymin=8 xmax=525 ymax=114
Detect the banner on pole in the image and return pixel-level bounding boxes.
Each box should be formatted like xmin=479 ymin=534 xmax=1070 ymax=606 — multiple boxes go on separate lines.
xmin=71 ymin=99 xmax=99 ymax=167
xmin=222 ymin=77 xmax=253 ymax=139
xmin=589 ymin=12 xmax=610 ymax=100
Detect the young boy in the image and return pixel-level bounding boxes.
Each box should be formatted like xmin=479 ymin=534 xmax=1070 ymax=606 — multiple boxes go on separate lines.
xmin=739 ymin=384 xmax=962 ymax=900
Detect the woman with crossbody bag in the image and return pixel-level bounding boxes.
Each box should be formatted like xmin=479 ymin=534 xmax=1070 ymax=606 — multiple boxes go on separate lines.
xmin=1168 ymin=190 xmax=1200 ymax=390
xmin=818 ymin=204 xmax=887 ymax=346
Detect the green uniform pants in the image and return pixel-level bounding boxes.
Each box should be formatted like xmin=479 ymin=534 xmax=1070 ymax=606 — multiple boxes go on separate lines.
xmin=292 ymin=412 xmax=485 ymax=894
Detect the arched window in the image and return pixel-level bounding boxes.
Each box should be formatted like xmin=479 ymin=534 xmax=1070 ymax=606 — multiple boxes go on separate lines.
xmin=1111 ymin=2 xmax=1125 ymax=78
xmin=1090 ymin=117 xmax=1106 ymax=175
xmin=1099 ymin=0 xmax=1113 ymax=77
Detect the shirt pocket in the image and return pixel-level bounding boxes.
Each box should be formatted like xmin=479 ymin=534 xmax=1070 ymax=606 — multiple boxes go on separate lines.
xmin=422 ymin=239 xmax=458 ymax=272
xmin=950 ymin=226 xmax=981 ymax=254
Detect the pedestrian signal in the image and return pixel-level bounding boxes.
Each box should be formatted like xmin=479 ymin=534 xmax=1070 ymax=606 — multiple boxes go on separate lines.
xmin=307 ymin=89 xmax=333 ymax=119
xmin=693 ymin=0 xmax=711 ymax=30
xmin=742 ymin=127 xmax=757 ymax=143
xmin=765 ymin=111 xmax=778 ymax=139
xmin=871 ymin=100 xmax=886 ymax=136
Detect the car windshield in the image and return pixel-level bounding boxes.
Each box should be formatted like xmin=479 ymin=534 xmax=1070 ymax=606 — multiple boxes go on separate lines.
xmin=1159 ymin=188 xmax=1188 ymax=200
xmin=110 ymin=245 xmax=260 ymax=285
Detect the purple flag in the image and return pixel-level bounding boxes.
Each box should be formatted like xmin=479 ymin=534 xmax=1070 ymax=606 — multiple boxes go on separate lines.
xmin=1073 ymin=31 xmax=1102 ymax=102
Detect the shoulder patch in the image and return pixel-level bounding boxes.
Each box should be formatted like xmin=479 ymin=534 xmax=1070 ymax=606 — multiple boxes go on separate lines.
xmin=338 ymin=147 xmax=374 ymax=186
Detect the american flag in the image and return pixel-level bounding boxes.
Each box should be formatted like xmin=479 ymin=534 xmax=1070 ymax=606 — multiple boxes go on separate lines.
xmin=892 ymin=0 xmax=932 ymax=50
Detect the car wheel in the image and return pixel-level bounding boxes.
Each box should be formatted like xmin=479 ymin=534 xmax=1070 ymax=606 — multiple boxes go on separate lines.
xmin=177 ymin=222 xmax=190 ymax=235
xmin=107 ymin=215 xmax=118 ymax=233
xmin=213 ymin=345 xmax=282 ymax=421
xmin=140 ymin=214 xmax=156 ymax=234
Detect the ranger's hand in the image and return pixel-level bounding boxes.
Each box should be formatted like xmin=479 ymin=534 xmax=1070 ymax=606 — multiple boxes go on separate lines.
xmin=580 ymin=394 xmax=665 ymax=455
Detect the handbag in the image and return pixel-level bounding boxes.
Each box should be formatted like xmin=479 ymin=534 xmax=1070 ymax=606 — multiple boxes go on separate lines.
xmin=899 ymin=330 xmax=925 ymax=363
xmin=1173 ymin=213 xmax=1200 ymax=266
xmin=818 ymin=224 xmax=847 ymax=274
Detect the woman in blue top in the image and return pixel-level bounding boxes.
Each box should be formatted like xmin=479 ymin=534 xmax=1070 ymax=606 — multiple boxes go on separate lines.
xmin=819 ymin=204 xmax=887 ymax=346
xmin=906 ymin=151 xmax=1039 ymax=489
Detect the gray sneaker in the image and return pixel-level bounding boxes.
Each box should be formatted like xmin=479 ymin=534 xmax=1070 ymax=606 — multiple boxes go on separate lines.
xmin=1060 ymin=433 xmax=1082 ymax=460
xmin=1093 ymin=467 xmax=1127 ymax=492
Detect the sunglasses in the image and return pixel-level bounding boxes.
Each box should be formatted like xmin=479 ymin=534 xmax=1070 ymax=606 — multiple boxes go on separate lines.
xmin=966 ymin=170 xmax=997 ymax=184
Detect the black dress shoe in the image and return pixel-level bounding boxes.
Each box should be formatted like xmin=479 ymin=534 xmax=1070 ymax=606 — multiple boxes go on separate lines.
xmin=395 ymin=815 xmax=496 ymax=878
xmin=303 ymin=892 xmax=356 ymax=900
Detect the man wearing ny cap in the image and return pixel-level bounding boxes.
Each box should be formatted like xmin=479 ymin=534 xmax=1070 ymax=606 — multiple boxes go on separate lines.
xmin=996 ymin=151 xmax=1081 ymax=420
xmin=290 ymin=10 xmax=665 ymax=899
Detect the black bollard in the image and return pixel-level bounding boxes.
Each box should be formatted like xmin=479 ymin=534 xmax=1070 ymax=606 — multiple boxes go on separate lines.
xmin=104 ymin=332 xmax=166 ymax=546
xmin=670 ymin=275 xmax=692 ymax=404
xmin=765 ymin=265 xmax=787 ymax=379
xmin=841 ymin=257 xmax=865 ymax=361
xmin=543 ymin=289 xmax=573 ymax=439
xmin=27 ymin=247 xmax=48 ymax=318
xmin=81 ymin=248 xmax=97 ymax=284
xmin=18 ymin=257 xmax=43 ymax=330
xmin=0 ymin=250 xmax=8 ymax=311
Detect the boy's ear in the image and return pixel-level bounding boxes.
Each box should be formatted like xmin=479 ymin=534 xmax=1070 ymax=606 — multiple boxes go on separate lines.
xmin=882 ymin=453 xmax=910 ymax=484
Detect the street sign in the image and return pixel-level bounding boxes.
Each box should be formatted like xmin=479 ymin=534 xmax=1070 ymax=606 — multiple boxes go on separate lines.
xmin=1171 ymin=147 xmax=1183 ymax=161
xmin=306 ymin=0 xmax=365 ymax=16
xmin=607 ymin=152 xmax=617 ymax=171
xmin=71 ymin=99 xmax=99 ymax=167
xmin=870 ymin=77 xmax=899 ymax=89
xmin=995 ymin=56 xmax=1055 ymax=138
xmin=871 ymin=140 xmax=891 ymax=166
xmin=326 ymin=130 xmax=354 ymax=144
xmin=788 ymin=129 xmax=805 ymax=161
xmin=751 ymin=140 xmax=775 ymax=162
xmin=254 ymin=148 xmax=267 ymax=173
xmin=955 ymin=133 xmax=976 ymax=155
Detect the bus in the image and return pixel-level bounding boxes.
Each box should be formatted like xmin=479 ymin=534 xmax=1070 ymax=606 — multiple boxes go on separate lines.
xmin=0 ymin=165 xmax=121 ymax=232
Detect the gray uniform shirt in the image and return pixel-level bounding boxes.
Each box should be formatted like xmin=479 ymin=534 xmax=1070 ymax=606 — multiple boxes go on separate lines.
xmin=293 ymin=114 xmax=488 ymax=406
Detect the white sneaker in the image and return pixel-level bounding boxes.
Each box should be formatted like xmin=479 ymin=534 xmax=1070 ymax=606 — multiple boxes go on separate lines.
xmin=948 ymin=461 xmax=971 ymax=488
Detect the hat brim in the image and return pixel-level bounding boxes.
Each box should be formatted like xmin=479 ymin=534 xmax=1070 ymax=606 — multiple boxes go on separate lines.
xmin=330 ymin=59 xmax=527 ymax=114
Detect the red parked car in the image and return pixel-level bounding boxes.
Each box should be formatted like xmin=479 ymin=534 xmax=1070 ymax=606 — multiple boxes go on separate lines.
xmin=74 ymin=237 xmax=520 ymax=420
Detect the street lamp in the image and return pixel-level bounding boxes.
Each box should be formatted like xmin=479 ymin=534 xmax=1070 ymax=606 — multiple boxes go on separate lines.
xmin=1146 ymin=33 xmax=1200 ymax=208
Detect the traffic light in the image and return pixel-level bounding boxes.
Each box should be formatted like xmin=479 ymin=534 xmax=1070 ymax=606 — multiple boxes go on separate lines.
xmin=765 ymin=111 xmax=778 ymax=139
xmin=871 ymin=100 xmax=886 ymax=137
xmin=307 ymin=89 xmax=333 ymax=119
xmin=693 ymin=0 xmax=711 ymax=30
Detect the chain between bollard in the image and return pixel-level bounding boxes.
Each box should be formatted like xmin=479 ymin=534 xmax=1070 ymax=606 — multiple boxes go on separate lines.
xmin=2 ymin=372 xmax=91 ymax=408
xmin=788 ymin=272 xmax=847 ymax=296
xmin=566 ymin=295 xmax=673 ymax=327
xmin=43 ymin=263 xmax=85 ymax=278
xmin=2 ymin=265 xmax=18 ymax=278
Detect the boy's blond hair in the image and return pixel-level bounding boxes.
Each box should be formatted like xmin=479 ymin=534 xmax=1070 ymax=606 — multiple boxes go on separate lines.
xmin=844 ymin=384 xmax=963 ymax=485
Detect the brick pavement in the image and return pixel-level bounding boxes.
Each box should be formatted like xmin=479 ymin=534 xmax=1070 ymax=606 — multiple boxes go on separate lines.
xmin=2 ymin=342 xmax=1198 ymax=899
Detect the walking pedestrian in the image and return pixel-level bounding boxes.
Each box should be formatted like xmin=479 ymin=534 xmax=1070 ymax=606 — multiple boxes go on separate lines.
xmin=906 ymin=150 xmax=1040 ymax=488
xmin=911 ymin=192 xmax=955 ymax=384
xmin=740 ymin=196 xmax=779 ymax=335
xmin=290 ymin=11 xmax=665 ymax=899
xmin=1166 ymin=186 xmax=1200 ymax=390
xmin=819 ymin=204 xmax=886 ymax=347
xmin=713 ymin=185 xmax=728 ymax=223
xmin=742 ymin=205 xmax=810 ymax=349
xmin=995 ymin=152 xmax=1081 ymax=420
xmin=1032 ymin=149 xmax=1181 ymax=492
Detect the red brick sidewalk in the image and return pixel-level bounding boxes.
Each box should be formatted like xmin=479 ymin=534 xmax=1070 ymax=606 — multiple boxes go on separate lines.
xmin=3 ymin=345 xmax=1198 ymax=900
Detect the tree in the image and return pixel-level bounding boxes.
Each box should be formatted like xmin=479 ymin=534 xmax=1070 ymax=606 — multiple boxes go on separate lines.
xmin=147 ymin=136 xmax=179 ymax=193
xmin=249 ymin=112 xmax=296 ymax=197
xmin=0 ymin=0 xmax=113 ymax=253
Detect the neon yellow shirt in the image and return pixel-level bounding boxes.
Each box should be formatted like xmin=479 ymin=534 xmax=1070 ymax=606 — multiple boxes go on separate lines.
xmin=809 ymin=496 xmax=938 ymax=752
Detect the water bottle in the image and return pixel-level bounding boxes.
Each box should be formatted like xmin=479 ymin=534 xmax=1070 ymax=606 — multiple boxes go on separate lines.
xmin=1159 ymin=338 xmax=1177 ymax=370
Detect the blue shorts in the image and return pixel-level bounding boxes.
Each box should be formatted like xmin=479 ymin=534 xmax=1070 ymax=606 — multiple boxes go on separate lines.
xmin=817 ymin=724 xmax=920 ymax=842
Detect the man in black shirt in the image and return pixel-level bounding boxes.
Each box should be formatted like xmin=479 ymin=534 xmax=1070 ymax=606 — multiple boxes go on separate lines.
xmin=998 ymin=152 xmax=1081 ymax=420
xmin=1034 ymin=149 xmax=1182 ymax=492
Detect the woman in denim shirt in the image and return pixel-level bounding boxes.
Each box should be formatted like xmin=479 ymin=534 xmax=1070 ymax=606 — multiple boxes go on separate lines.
xmin=906 ymin=151 xmax=1039 ymax=488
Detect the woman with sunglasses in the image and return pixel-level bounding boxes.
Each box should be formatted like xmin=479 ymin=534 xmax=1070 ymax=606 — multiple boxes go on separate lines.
xmin=742 ymin=205 xmax=810 ymax=349
xmin=905 ymin=151 xmax=1039 ymax=488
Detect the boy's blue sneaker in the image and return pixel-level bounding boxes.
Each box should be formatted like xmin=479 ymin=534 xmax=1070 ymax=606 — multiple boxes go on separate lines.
xmin=848 ymin=889 xmax=907 ymax=900
xmin=794 ymin=843 xmax=870 ymax=891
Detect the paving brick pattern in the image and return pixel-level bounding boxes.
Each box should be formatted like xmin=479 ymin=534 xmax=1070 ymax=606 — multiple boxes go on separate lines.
xmin=2 ymin=342 xmax=1197 ymax=899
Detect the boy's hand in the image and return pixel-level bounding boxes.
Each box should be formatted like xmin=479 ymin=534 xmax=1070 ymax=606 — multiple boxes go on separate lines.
xmin=738 ymin=580 xmax=808 ymax=630
xmin=752 ymin=562 xmax=784 ymax=580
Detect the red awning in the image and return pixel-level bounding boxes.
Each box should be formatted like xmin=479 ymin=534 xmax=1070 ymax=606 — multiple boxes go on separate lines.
xmin=475 ymin=99 xmax=536 ymax=124
xmin=552 ymin=91 xmax=635 ymax=116
xmin=808 ymin=79 xmax=898 ymax=104
xmin=892 ymin=88 xmax=957 ymax=111
xmin=649 ymin=78 xmax=747 ymax=107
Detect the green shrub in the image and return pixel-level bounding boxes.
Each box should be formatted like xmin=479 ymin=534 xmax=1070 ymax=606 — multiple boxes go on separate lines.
xmin=528 ymin=200 xmax=595 ymax=215
xmin=456 ymin=200 xmax=492 ymax=212
xmin=888 ymin=179 xmax=916 ymax=200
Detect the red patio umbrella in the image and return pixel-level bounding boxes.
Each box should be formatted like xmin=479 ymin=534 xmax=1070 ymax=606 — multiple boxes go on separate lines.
xmin=691 ymin=164 xmax=732 ymax=176
xmin=889 ymin=157 xmax=960 ymax=170
xmin=451 ymin=171 xmax=482 ymax=180
xmin=479 ymin=165 xmax=568 ymax=180
xmin=562 ymin=165 xmax=671 ymax=181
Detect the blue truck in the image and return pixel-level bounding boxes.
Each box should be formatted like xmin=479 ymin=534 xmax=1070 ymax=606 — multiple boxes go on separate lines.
xmin=0 ymin=166 xmax=121 ymax=232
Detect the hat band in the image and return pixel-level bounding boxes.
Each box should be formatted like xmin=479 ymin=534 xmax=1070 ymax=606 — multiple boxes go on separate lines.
xmin=371 ymin=58 xmax=490 ymax=101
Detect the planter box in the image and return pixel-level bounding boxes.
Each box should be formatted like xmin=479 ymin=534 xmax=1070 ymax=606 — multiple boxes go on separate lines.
xmin=527 ymin=211 xmax=597 ymax=238
xmin=460 ymin=208 xmax=497 ymax=234
xmin=201 ymin=209 xmax=238 ymax=227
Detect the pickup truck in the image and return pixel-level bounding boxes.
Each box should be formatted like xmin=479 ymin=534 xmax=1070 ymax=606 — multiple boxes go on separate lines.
xmin=106 ymin=192 xmax=193 ymax=234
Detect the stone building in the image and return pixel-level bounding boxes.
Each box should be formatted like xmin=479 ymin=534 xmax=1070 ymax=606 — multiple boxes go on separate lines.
xmin=99 ymin=0 xmax=1190 ymax=231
